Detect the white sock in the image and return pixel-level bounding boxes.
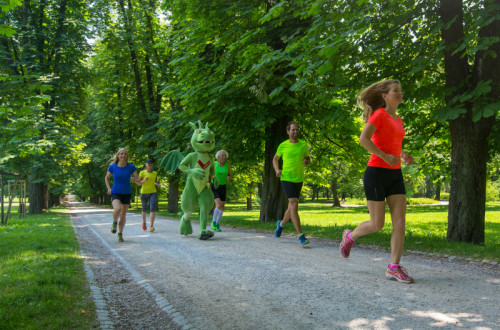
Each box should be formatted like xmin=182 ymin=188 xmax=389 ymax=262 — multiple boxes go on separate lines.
xmin=212 ymin=208 xmax=220 ymax=222
xmin=216 ymin=210 xmax=224 ymax=224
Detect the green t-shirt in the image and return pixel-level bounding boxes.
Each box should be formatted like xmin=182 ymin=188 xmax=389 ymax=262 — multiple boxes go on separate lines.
xmin=276 ymin=139 xmax=309 ymax=183
xmin=139 ymin=170 xmax=158 ymax=194
xmin=214 ymin=161 xmax=229 ymax=185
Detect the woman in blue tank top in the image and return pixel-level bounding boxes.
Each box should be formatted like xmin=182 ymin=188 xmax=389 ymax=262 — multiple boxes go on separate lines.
xmin=105 ymin=148 xmax=141 ymax=242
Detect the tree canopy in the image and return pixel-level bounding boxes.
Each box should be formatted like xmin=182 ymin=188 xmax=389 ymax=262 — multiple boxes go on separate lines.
xmin=1 ymin=0 xmax=498 ymax=244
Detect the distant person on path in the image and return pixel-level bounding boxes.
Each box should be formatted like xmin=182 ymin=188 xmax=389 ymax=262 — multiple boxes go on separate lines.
xmin=138 ymin=159 xmax=160 ymax=232
xmin=105 ymin=148 xmax=141 ymax=242
xmin=340 ymin=80 xmax=415 ymax=283
xmin=273 ymin=121 xmax=311 ymax=246
xmin=210 ymin=150 xmax=231 ymax=232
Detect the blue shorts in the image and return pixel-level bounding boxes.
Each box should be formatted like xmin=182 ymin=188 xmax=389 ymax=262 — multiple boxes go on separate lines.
xmin=140 ymin=192 xmax=159 ymax=213
xmin=281 ymin=181 xmax=303 ymax=199
xmin=363 ymin=167 xmax=406 ymax=201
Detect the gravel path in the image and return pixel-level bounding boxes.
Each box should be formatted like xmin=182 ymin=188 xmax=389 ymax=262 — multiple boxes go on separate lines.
xmin=69 ymin=200 xmax=500 ymax=329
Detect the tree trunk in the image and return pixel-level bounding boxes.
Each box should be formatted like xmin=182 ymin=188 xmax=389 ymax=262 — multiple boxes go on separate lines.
xmin=259 ymin=115 xmax=290 ymax=222
xmin=246 ymin=183 xmax=253 ymax=210
xmin=310 ymin=184 xmax=317 ymax=202
xmin=28 ymin=181 xmax=44 ymax=214
xmin=331 ymin=178 xmax=341 ymax=207
xmin=435 ymin=180 xmax=441 ymax=201
xmin=440 ymin=0 xmax=499 ymax=244
xmin=447 ymin=119 xmax=488 ymax=243
xmin=48 ymin=193 xmax=60 ymax=208
xmin=118 ymin=0 xmax=147 ymax=118
xmin=43 ymin=184 xmax=49 ymax=210
xmin=168 ymin=175 xmax=180 ymax=214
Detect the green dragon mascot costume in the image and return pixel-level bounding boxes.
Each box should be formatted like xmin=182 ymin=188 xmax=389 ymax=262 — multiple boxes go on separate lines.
xmin=161 ymin=121 xmax=218 ymax=240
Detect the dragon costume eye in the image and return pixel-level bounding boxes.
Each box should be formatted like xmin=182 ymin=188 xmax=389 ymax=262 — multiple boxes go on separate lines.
xmin=197 ymin=130 xmax=201 ymax=134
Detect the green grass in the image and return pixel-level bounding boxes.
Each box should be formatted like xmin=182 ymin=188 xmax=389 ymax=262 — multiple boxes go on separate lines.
xmin=132 ymin=199 xmax=500 ymax=262
xmin=0 ymin=208 xmax=98 ymax=329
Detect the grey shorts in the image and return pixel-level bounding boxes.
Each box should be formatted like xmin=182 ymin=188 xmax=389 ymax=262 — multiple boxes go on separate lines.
xmin=140 ymin=192 xmax=159 ymax=213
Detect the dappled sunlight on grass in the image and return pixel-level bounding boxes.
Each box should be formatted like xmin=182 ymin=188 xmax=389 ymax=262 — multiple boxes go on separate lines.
xmin=208 ymin=201 xmax=500 ymax=261
xmin=0 ymin=211 xmax=97 ymax=328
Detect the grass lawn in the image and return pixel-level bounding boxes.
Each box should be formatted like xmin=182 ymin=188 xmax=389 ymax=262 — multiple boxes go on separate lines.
xmin=130 ymin=199 xmax=500 ymax=262
xmin=0 ymin=208 xmax=98 ymax=329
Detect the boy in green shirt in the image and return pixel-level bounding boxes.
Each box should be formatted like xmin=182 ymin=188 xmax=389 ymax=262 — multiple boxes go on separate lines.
xmin=272 ymin=122 xmax=311 ymax=245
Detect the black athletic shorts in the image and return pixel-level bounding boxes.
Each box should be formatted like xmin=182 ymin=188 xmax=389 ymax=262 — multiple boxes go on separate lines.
xmin=363 ymin=166 xmax=406 ymax=201
xmin=281 ymin=181 xmax=303 ymax=199
xmin=111 ymin=193 xmax=132 ymax=205
xmin=211 ymin=184 xmax=227 ymax=201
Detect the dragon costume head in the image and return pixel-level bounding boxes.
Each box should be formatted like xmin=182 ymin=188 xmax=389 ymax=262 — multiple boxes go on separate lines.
xmin=189 ymin=121 xmax=215 ymax=153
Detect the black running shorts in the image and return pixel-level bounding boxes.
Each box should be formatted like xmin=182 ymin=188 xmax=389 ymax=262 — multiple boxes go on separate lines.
xmin=111 ymin=193 xmax=132 ymax=205
xmin=281 ymin=181 xmax=303 ymax=199
xmin=363 ymin=166 xmax=406 ymax=201
xmin=211 ymin=184 xmax=227 ymax=201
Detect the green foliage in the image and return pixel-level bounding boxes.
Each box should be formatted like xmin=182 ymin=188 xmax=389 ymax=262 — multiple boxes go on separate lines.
xmin=486 ymin=180 xmax=499 ymax=202
xmin=0 ymin=0 xmax=92 ymax=199
xmin=0 ymin=211 xmax=97 ymax=328
xmin=407 ymin=198 xmax=441 ymax=205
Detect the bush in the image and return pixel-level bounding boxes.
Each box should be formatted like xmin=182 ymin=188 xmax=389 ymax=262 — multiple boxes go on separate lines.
xmin=486 ymin=181 xmax=499 ymax=202
xmin=407 ymin=197 xmax=441 ymax=205
xmin=440 ymin=192 xmax=450 ymax=200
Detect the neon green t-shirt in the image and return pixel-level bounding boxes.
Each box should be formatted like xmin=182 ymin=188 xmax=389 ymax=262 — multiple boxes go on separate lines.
xmin=139 ymin=170 xmax=158 ymax=194
xmin=214 ymin=162 xmax=229 ymax=185
xmin=276 ymin=139 xmax=309 ymax=183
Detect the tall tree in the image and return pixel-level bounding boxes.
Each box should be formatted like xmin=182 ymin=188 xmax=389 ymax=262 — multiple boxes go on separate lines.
xmin=0 ymin=0 xmax=91 ymax=213
xmin=440 ymin=0 xmax=499 ymax=243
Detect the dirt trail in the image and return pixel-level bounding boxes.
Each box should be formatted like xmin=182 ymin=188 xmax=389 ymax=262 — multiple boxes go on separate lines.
xmin=69 ymin=200 xmax=499 ymax=329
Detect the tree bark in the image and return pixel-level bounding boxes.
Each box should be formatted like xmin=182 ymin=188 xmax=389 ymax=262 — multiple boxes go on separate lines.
xmin=28 ymin=181 xmax=44 ymax=214
xmin=440 ymin=0 xmax=499 ymax=244
xmin=43 ymin=184 xmax=49 ymax=210
xmin=435 ymin=180 xmax=441 ymax=201
xmin=246 ymin=183 xmax=253 ymax=210
xmin=259 ymin=115 xmax=290 ymax=222
xmin=167 ymin=175 xmax=180 ymax=214
xmin=331 ymin=178 xmax=341 ymax=207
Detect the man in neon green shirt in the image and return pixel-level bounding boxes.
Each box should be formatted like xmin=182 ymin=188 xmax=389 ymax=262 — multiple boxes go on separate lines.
xmin=272 ymin=122 xmax=311 ymax=245
xmin=138 ymin=159 xmax=161 ymax=232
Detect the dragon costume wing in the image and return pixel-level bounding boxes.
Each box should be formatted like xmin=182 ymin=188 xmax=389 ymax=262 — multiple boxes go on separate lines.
xmin=160 ymin=150 xmax=185 ymax=173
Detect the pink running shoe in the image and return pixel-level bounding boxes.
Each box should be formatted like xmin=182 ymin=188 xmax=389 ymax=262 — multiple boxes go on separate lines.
xmin=385 ymin=265 xmax=414 ymax=283
xmin=142 ymin=223 xmax=147 ymax=231
xmin=340 ymin=229 xmax=354 ymax=258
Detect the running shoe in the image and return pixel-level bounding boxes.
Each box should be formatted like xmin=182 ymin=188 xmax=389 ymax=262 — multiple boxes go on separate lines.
xmin=150 ymin=226 xmax=155 ymax=232
xmin=111 ymin=222 xmax=117 ymax=234
xmin=340 ymin=229 xmax=354 ymax=258
xmin=385 ymin=264 xmax=414 ymax=283
xmin=117 ymin=233 xmax=124 ymax=242
xmin=142 ymin=223 xmax=147 ymax=231
xmin=211 ymin=221 xmax=221 ymax=232
xmin=274 ymin=220 xmax=283 ymax=237
xmin=298 ymin=233 xmax=310 ymax=245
